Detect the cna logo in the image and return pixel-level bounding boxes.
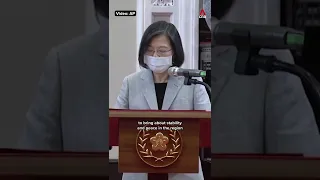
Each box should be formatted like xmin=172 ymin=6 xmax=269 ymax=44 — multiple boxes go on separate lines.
xmin=199 ymin=9 xmax=206 ymax=18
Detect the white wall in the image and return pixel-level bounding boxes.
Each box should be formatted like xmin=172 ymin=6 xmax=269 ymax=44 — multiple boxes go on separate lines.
xmin=109 ymin=0 xmax=137 ymax=106
xmin=85 ymin=0 xmax=137 ymax=106
xmin=108 ymin=0 xmax=138 ymax=161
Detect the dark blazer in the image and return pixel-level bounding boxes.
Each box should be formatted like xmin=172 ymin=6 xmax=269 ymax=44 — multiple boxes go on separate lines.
xmin=19 ymin=26 xmax=109 ymax=152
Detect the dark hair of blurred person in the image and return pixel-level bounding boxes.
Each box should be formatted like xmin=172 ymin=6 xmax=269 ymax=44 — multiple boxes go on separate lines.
xmin=94 ymin=0 xmax=109 ymax=19
xmin=211 ymin=0 xmax=235 ymax=19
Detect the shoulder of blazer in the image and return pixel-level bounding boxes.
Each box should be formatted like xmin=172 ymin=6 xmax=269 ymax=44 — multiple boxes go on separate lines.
xmin=123 ymin=69 xmax=148 ymax=83
xmin=54 ymin=32 xmax=100 ymax=58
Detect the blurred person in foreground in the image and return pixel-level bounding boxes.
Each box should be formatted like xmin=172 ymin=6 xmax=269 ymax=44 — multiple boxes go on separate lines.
xmin=19 ymin=1 xmax=110 ymax=151
xmin=115 ymin=21 xmax=210 ymax=180
xmin=205 ymin=0 xmax=320 ymax=155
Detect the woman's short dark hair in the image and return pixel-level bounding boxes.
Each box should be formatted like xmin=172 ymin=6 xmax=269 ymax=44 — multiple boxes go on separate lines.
xmin=94 ymin=0 xmax=109 ymax=19
xmin=138 ymin=21 xmax=184 ymax=68
xmin=211 ymin=0 xmax=235 ymax=19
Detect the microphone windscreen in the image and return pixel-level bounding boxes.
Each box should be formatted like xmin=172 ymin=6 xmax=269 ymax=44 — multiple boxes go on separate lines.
xmin=168 ymin=67 xmax=178 ymax=76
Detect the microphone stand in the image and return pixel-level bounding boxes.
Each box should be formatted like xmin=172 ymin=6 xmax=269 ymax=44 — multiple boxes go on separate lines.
xmin=183 ymin=72 xmax=212 ymax=100
xmin=231 ymin=29 xmax=320 ymax=133
xmin=182 ymin=72 xmax=211 ymax=163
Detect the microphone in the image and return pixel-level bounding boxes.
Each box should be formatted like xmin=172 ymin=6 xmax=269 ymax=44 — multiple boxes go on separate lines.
xmin=213 ymin=21 xmax=304 ymax=49
xmin=168 ymin=67 xmax=211 ymax=94
xmin=168 ymin=67 xmax=206 ymax=78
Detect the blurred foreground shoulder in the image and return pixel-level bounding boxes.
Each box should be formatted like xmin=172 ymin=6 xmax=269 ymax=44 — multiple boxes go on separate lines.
xmin=53 ymin=32 xmax=100 ymax=58
xmin=18 ymin=33 xmax=100 ymax=151
xmin=261 ymin=49 xmax=320 ymax=155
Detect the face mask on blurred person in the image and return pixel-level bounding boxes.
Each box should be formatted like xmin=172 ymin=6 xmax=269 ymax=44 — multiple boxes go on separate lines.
xmin=144 ymin=55 xmax=172 ymax=73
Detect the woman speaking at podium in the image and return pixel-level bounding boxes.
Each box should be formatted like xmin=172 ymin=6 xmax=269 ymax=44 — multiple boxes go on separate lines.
xmin=114 ymin=21 xmax=211 ymax=180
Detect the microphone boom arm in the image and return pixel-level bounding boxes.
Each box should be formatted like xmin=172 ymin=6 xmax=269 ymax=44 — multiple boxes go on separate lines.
xmin=182 ymin=72 xmax=212 ymax=100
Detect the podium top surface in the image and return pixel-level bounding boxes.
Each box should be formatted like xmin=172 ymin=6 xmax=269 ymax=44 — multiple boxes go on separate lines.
xmin=109 ymin=109 xmax=211 ymax=118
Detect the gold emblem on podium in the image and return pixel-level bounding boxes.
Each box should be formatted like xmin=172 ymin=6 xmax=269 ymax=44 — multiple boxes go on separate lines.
xmin=136 ymin=128 xmax=182 ymax=167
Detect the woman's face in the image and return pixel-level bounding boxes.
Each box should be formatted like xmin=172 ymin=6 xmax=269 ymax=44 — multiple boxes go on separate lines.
xmin=144 ymin=35 xmax=174 ymax=74
xmin=145 ymin=35 xmax=173 ymax=57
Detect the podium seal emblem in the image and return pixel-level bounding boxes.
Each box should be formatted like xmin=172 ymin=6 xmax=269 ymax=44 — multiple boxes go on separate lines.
xmin=136 ymin=128 xmax=182 ymax=167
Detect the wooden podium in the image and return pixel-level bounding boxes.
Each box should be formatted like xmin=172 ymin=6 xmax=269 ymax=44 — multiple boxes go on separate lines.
xmin=212 ymin=154 xmax=320 ymax=179
xmin=0 ymin=149 xmax=108 ymax=179
xmin=110 ymin=109 xmax=210 ymax=180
